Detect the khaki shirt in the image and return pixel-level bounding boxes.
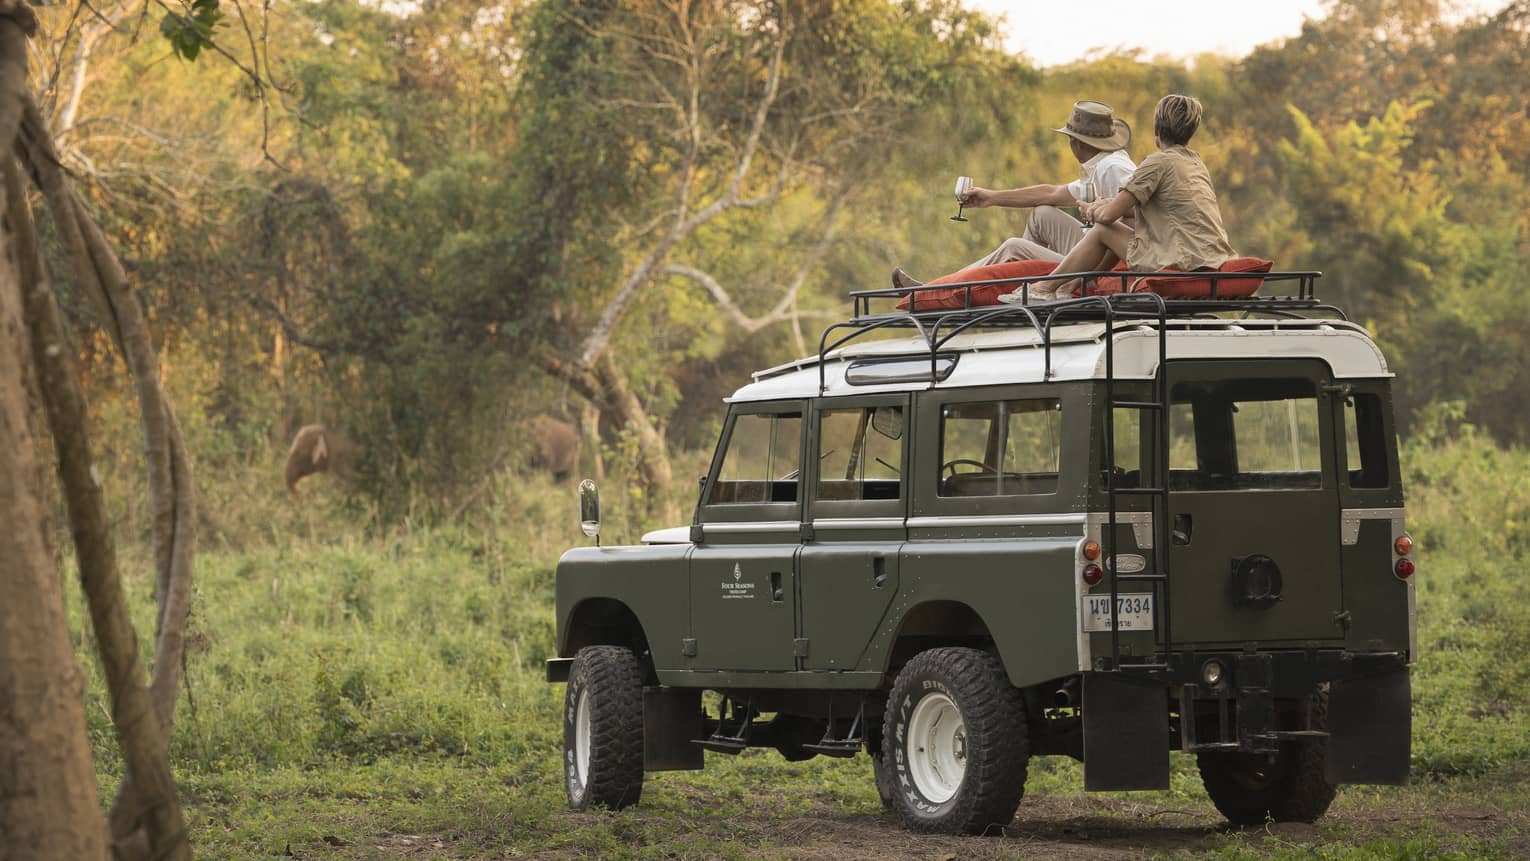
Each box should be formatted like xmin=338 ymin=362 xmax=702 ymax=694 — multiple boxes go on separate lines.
xmin=1122 ymin=145 xmax=1235 ymax=272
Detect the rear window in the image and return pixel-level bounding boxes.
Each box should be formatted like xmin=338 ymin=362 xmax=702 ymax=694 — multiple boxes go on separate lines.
xmin=1167 ymin=378 xmax=1324 ymax=491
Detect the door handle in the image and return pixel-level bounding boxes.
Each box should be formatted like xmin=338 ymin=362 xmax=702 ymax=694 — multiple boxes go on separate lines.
xmin=1173 ymin=513 xmax=1193 ymax=546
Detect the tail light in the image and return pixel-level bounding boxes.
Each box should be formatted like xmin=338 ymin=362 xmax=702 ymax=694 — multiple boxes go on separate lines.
xmin=1082 ymin=563 xmax=1104 ymax=585
xmin=1394 ymin=558 xmax=1415 ymax=579
xmin=1082 ymin=540 xmax=1101 ymax=561
xmin=1394 ymin=534 xmax=1414 ymax=556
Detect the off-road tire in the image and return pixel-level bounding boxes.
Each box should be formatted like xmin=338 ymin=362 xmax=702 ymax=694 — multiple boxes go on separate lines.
xmin=884 ymin=647 xmax=1029 ymax=834
xmin=871 ymin=749 xmax=898 ymax=811
xmin=563 ymin=645 xmax=645 ymax=810
xmin=1197 ymin=690 xmax=1336 ymax=825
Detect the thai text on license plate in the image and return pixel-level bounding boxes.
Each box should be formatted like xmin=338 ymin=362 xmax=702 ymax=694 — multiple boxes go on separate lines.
xmin=1082 ymin=593 xmax=1154 ymax=632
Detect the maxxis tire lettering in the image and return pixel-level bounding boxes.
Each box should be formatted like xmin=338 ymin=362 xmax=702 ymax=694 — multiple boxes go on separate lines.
xmin=883 ymin=647 xmax=1030 ymax=834
xmin=563 ymin=645 xmax=645 ymax=811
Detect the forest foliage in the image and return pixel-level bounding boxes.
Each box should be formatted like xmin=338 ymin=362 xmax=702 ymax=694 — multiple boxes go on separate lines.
xmin=36 ymin=0 xmax=1530 ymax=516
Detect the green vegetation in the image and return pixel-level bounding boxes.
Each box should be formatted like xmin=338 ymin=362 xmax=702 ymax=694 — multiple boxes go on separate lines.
xmin=49 ymin=0 xmax=1530 ymax=521
xmin=33 ymin=0 xmax=1530 ymax=855
xmin=67 ymin=432 xmax=1530 ymax=858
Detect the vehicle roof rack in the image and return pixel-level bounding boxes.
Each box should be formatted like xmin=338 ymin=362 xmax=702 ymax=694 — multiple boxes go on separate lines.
xmin=817 ymin=269 xmax=1336 ymax=393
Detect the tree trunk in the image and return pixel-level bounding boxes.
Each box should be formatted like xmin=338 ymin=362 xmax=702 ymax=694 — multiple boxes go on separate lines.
xmin=579 ymin=400 xmax=604 ymax=481
xmin=7 ymin=158 xmax=190 ymax=860
xmin=593 ymin=353 xmax=675 ymax=523
xmin=0 ymin=144 xmax=111 ymax=861
xmin=535 ymin=350 xmax=675 ymax=522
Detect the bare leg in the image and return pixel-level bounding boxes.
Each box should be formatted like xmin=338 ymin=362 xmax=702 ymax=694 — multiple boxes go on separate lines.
xmin=1050 ymin=223 xmax=1132 ymax=296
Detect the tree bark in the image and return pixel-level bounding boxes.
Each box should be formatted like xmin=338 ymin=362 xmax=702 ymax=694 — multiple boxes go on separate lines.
xmin=535 ymin=350 xmax=675 ymax=521
xmin=579 ymin=400 xmax=604 ymax=481
xmin=0 ymin=127 xmax=111 ymax=861
xmin=7 ymin=157 xmax=190 ymax=861
xmin=593 ymin=353 xmax=676 ymax=523
xmin=16 ymin=91 xmax=197 ymax=729
xmin=3 ymin=7 xmax=194 ymax=856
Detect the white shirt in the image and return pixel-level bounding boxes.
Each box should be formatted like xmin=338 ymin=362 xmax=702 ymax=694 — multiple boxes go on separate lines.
xmin=1066 ymin=149 xmax=1136 ymax=202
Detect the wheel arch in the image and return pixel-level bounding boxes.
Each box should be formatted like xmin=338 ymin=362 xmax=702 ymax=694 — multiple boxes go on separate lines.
xmin=561 ymin=597 xmax=654 ymax=665
xmin=882 ymin=599 xmax=998 ymax=677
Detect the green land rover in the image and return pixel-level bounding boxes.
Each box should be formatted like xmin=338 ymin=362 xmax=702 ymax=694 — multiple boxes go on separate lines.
xmin=547 ymin=271 xmax=1417 ymax=834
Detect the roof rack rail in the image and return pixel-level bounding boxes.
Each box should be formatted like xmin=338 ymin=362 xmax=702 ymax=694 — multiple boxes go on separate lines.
xmin=817 ymin=270 xmax=1332 ymax=394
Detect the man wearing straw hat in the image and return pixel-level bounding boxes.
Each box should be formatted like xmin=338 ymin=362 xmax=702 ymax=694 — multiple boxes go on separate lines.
xmin=893 ymin=100 xmax=1136 ymax=289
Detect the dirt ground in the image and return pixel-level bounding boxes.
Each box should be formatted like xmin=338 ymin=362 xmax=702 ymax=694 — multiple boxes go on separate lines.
xmin=328 ymin=777 xmax=1530 ymax=861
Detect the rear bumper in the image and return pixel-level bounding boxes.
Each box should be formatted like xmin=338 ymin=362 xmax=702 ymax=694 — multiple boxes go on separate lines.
xmin=1156 ymin=648 xmax=1406 ymax=694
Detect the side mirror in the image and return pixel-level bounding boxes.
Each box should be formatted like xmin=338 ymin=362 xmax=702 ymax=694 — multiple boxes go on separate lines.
xmin=578 ymin=479 xmax=601 ymax=539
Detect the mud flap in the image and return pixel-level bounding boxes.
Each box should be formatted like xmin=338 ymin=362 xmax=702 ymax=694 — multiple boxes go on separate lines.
xmin=1082 ymin=673 xmax=1169 ymax=791
xmin=644 ymin=687 xmax=704 ymax=771
xmin=1326 ymin=668 xmax=1410 ymax=785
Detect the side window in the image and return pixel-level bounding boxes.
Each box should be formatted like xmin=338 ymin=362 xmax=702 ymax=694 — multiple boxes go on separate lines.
xmin=1169 ymin=378 xmax=1323 ymax=491
xmin=708 ymin=412 xmax=801 ymax=504
xmin=939 ymin=399 xmax=1062 ymax=497
xmin=816 ymin=406 xmax=903 ymax=502
xmin=1342 ymin=394 xmax=1390 ymax=489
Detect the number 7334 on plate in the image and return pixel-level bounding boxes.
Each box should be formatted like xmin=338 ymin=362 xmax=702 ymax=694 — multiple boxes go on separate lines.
xmin=1082 ymin=593 xmax=1154 ymax=631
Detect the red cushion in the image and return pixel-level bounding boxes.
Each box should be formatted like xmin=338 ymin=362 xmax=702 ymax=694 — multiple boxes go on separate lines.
xmin=1128 ymin=257 xmax=1273 ymax=298
xmin=895 ymin=257 xmax=1275 ymax=308
xmin=895 ymin=260 xmax=1058 ymax=310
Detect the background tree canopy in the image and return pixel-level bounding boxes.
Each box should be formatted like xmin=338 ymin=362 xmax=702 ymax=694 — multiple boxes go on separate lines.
xmin=41 ymin=0 xmax=1530 ymax=517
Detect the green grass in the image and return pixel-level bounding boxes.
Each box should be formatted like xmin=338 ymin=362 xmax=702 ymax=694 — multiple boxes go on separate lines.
xmin=66 ymin=430 xmax=1530 ymax=858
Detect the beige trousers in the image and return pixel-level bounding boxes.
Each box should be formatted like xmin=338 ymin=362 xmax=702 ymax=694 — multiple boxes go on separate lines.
xmin=968 ymin=205 xmax=1085 ymax=268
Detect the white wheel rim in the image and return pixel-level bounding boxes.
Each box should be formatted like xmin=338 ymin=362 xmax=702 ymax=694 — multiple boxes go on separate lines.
xmin=574 ymin=687 xmax=592 ymax=786
xmin=907 ymin=692 xmax=966 ymax=804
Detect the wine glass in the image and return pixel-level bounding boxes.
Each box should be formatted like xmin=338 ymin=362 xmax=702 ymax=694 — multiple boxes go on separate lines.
xmin=950 ymin=175 xmax=973 ymax=222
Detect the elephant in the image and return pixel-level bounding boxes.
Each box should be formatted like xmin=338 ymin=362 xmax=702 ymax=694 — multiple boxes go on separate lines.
xmin=284 ymin=424 xmax=345 ymax=492
xmin=521 ymin=414 xmax=579 ymax=482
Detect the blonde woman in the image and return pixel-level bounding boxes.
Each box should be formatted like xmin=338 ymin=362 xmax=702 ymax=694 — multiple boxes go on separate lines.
xmin=1000 ymin=94 xmax=1235 ymax=303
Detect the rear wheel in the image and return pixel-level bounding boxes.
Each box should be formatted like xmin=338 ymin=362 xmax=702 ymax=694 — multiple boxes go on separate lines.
xmin=563 ymin=646 xmax=645 ymax=810
xmin=883 ymin=648 xmax=1029 ymax=834
xmin=1198 ymin=691 xmax=1336 ymax=825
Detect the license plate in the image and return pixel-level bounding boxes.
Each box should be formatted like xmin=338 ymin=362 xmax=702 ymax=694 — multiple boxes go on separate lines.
xmin=1082 ymin=593 xmax=1155 ymax=632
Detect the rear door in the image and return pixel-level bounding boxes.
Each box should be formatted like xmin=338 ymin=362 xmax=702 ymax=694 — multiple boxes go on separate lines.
xmin=798 ymin=396 xmax=909 ymax=671
xmin=1164 ymin=360 xmax=1348 ymax=645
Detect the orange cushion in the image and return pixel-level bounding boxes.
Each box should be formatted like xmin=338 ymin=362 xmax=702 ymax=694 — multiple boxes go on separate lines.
xmin=895 ymin=260 xmax=1058 ymax=310
xmin=1128 ymin=257 xmax=1273 ymax=298
xmin=895 ymin=257 xmax=1275 ymax=307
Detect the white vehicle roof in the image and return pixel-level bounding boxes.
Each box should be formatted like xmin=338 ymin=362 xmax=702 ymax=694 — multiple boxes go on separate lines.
xmin=729 ymin=317 xmax=1391 ymax=403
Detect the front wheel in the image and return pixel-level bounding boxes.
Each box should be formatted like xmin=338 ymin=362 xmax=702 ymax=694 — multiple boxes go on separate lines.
xmin=563 ymin=645 xmax=645 ymax=810
xmin=1198 ymin=691 xmax=1336 ymax=825
xmin=883 ymin=648 xmax=1029 ymax=834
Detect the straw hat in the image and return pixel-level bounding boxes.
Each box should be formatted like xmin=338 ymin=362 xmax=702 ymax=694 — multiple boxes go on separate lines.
xmin=1053 ymin=100 xmax=1132 ymax=151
